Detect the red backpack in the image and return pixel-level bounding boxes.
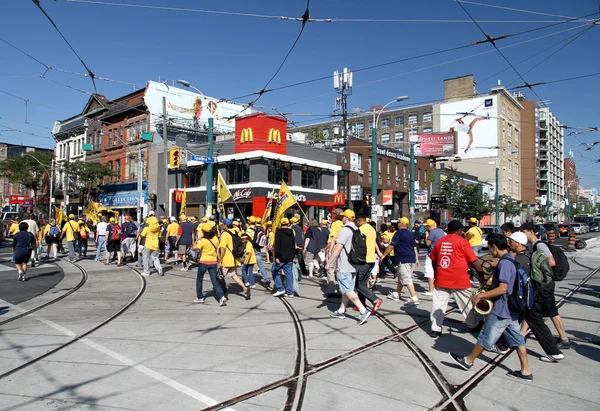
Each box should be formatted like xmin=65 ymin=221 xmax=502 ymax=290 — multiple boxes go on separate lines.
xmin=110 ymin=224 xmax=122 ymax=241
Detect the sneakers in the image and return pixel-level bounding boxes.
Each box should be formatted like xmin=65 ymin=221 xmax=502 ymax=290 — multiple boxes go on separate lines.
xmin=358 ymin=310 xmax=371 ymax=325
xmin=449 ymin=352 xmax=473 ymax=371
xmin=180 ymin=266 xmax=187 ymax=272
xmin=371 ymin=299 xmax=383 ymax=314
xmin=430 ymin=330 xmax=442 ymax=339
xmin=330 ymin=310 xmax=346 ymax=319
xmin=157 ymin=268 xmax=164 ymax=276
xmin=193 ymin=298 xmax=205 ymax=303
xmin=490 ymin=345 xmax=510 ymax=355
xmin=245 ymin=282 xmax=250 ymax=287
xmin=31 ymin=258 xmax=36 ymax=268
xmin=387 ymin=291 xmax=400 ymax=301
xmin=250 ymin=285 xmax=256 ymax=289
xmin=273 ymin=290 xmax=285 ymax=297
xmin=219 ymin=296 xmax=227 ymax=307
xmin=17 ymin=272 xmax=25 ymax=282
xmin=421 ymin=291 xmax=433 ymax=296
xmin=557 ymin=339 xmax=571 ymax=350
xmin=539 ymin=354 xmax=564 ymax=363
xmin=506 ymin=370 xmax=533 ymax=382
xmin=263 ymin=280 xmax=271 ymax=288
xmin=286 ymin=294 xmax=294 ymax=298
xmin=405 ymin=298 xmax=420 ymax=306
xmin=141 ymin=272 xmax=151 ymax=276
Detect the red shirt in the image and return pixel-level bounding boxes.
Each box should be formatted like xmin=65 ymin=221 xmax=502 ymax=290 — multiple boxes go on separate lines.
xmin=430 ymin=233 xmax=477 ymax=289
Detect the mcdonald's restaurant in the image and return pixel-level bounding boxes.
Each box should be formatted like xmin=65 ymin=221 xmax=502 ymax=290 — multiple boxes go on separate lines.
xmin=163 ymin=113 xmax=345 ymax=221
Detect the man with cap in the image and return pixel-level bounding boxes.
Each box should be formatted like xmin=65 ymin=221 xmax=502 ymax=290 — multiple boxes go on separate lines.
xmin=121 ymin=215 xmax=138 ymax=264
xmin=272 ymin=217 xmax=296 ymax=298
xmin=61 ymin=213 xmax=80 ymax=262
xmin=218 ymin=219 xmax=251 ymax=300
xmin=508 ymin=231 xmax=565 ymax=362
xmin=381 ymin=217 xmax=420 ymax=305
xmin=139 ymin=213 xmax=163 ymax=276
xmin=325 ymin=208 xmax=344 ymax=298
xmin=21 ymin=214 xmax=40 ymax=266
xmin=326 ymin=209 xmax=371 ymax=325
xmin=166 ymin=217 xmax=180 ymax=263
xmin=355 ymin=212 xmax=383 ymax=314
xmin=193 ymin=222 xmax=226 ymax=305
xmin=520 ymin=222 xmax=571 ymax=350
xmin=105 ymin=217 xmax=123 ymax=266
xmin=465 ymin=217 xmax=484 ymax=286
xmin=249 ymin=217 xmax=270 ymax=286
xmin=95 ymin=216 xmax=109 ymax=262
xmin=412 ymin=219 xmax=426 ymax=246
xmin=423 ymin=219 xmax=446 ymax=296
xmin=429 ymin=220 xmax=482 ymax=338
xmin=290 ymin=215 xmax=306 ymax=288
xmin=303 ymin=219 xmax=327 ymax=278
xmin=176 ymin=214 xmax=196 ymax=271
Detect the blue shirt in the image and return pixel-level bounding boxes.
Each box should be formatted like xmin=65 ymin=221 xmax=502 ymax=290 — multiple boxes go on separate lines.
xmin=391 ymin=229 xmax=417 ymax=264
xmin=492 ymin=254 xmax=517 ymax=319
xmin=427 ymin=227 xmax=446 ymax=255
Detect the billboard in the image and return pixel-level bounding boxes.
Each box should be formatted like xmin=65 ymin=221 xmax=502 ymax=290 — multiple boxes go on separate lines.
xmin=438 ymin=96 xmax=498 ymax=159
xmin=414 ymin=133 xmax=457 ymax=157
xmin=415 ymin=190 xmax=428 ymax=204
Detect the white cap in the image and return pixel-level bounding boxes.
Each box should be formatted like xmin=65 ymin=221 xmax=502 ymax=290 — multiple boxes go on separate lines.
xmin=170 ymin=216 xmax=176 ymax=221
xmin=148 ymin=211 xmax=155 ymax=216
xmin=509 ymin=232 xmax=528 ymax=246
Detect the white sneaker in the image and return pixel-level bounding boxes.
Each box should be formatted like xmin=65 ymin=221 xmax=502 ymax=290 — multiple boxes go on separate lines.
xmin=141 ymin=272 xmax=151 ymax=276
xmin=157 ymin=268 xmax=164 ymax=276
xmin=245 ymin=282 xmax=250 ymax=286
xmin=273 ymin=290 xmax=285 ymax=297
xmin=421 ymin=291 xmax=433 ymax=296
xmin=387 ymin=291 xmax=400 ymax=301
xmin=180 ymin=266 xmax=187 ymax=272
xmin=405 ymin=298 xmax=420 ymax=306
xmin=219 ymin=296 xmax=227 ymax=307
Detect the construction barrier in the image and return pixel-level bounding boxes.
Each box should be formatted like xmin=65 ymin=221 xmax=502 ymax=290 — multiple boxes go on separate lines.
xmin=567 ymin=231 xmax=577 ymax=252
xmin=548 ymin=230 xmax=556 ymax=243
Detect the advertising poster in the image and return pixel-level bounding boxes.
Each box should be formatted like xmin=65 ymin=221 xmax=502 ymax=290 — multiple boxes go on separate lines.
xmin=415 ymin=133 xmax=457 ymax=157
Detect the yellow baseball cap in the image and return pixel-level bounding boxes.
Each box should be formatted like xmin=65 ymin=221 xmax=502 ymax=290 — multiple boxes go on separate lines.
xmin=255 ymin=217 xmax=262 ymax=223
xmin=469 ymin=217 xmax=478 ymax=223
xmin=424 ymin=219 xmax=437 ymax=227
xmin=201 ymin=217 xmax=208 ymax=222
xmin=69 ymin=214 xmax=75 ymax=219
xmin=248 ymin=216 xmax=256 ymax=223
xmin=290 ymin=216 xmax=299 ymax=223
xmin=109 ymin=217 xmax=116 ymax=224
xmin=201 ymin=223 xmax=213 ymax=232
xmin=341 ymin=209 xmax=355 ymax=219
xmin=179 ymin=214 xmax=186 ymax=221
xmin=399 ymin=217 xmax=410 ymax=226
xmin=233 ymin=220 xmax=240 ymax=226
xmin=321 ymin=219 xmax=328 ymax=224
xmin=266 ymin=221 xmax=273 ymax=226
xmin=281 ymin=217 xmax=289 ymax=225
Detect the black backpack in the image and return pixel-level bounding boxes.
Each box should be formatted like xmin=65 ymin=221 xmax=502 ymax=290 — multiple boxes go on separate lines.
xmin=534 ymin=240 xmax=570 ymax=281
xmin=227 ymin=230 xmax=245 ymax=260
xmin=343 ymin=226 xmax=367 ymax=266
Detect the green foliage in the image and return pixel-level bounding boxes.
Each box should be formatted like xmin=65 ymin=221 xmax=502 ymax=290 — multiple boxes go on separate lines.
xmin=0 ymin=151 xmax=53 ymax=196
xmin=63 ymin=161 xmax=113 ymax=201
xmin=499 ymin=195 xmax=522 ymax=222
xmin=533 ymin=200 xmax=546 ymax=219
xmin=440 ymin=170 xmax=492 ymax=220
xmin=308 ymin=128 xmax=326 ymax=142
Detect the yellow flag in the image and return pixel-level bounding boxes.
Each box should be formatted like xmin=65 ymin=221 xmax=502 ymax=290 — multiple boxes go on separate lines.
xmin=181 ymin=188 xmax=187 ymax=216
xmin=262 ymin=188 xmax=275 ymax=228
xmin=55 ymin=206 xmax=65 ymax=225
xmin=272 ymin=181 xmax=297 ymax=231
xmin=84 ymin=201 xmax=99 ymax=225
xmin=216 ymin=171 xmax=231 ymax=219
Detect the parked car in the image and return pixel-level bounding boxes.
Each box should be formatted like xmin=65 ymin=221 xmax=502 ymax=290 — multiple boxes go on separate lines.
xmin=589 ymin=222 xmax=600 ymax=232
xmin=0 ymin=211 xmax=19 ymax=237
xmin=558 ymin=224 xmax=569 ymax=236
xmin=570 ymin=223 xmax=585 ymax=234
xmin=481 ymin=225 xmax=502 ymax=249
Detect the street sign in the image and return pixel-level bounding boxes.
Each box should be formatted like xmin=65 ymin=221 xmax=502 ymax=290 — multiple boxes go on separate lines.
xmin=190 ymin=155 xmax=215 ymax=163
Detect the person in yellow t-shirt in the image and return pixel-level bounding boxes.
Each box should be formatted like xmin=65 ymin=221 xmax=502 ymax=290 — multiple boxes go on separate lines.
xmin=464 ymin=217 xmax=483 ymax=255
xmin=9 ymin=219 xmax=20 ymax=237
xmin=61 ymin=214 xmax=79 ymax=262
xmin=192 ymin=223 xmax=226 ymax=305
xmin=325 ymin=208 xmax=344 ymax=297
xmin=218 ymin=219 xmax=249 ymax=300
xmin=241 ymin=233 xmax=257 ymax=288
xmin=165 ymin=217 xmax=180 ymax=261
xmin=266 ymin=221 xmax=275 ymax=264
xmin=77 ymin=219 xmax=91 ymax=258
xmin=140 ymin=215 xmax=163 ymax=276
xmin=356 ymin=213 xmax=384 ymax=312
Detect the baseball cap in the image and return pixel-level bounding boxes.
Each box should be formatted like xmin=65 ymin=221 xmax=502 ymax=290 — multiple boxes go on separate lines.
xmin=290 ymin=216 xmax=299 ymax=223
xmin=341 ymin=209 xmax=355 ymax=219
xmin=509 ymin=232 xmax=528 ymax=246
xmin=179 ymin=214 xmax=186 ymax=221
xmin=468 ymin=217 xmax=478 ymax=223
xmin=321 ymin=219 xmax=328 ymax=224
xmin=424 ymin=219 xmax=437 ymax=227
xmin=201 ymin=217 xmax=208 ymax=222
xmin=148 ymin=211 xmax=155 ymax=216
xmin=266 ymin=221 xmax=273 ymax=226
xmin=520 ymin=222 xmax=536 ymax=232
xmin=201 ymin=223 xmax=213 ymax=232
xmin=256 ymin=217 xmax=262 ymax=223
xmin=248 ymin=216 xmax=256 ymax=223
xmin=232 ymin=220 xmax=240 ymax=226
xmin=69 ymin=214 xmax=75 ymax=219
xmin=399 ymin=217 xmax=410 ymax=226
xmin=281 ymin=217 xmax=289 ymax=225
xmin=109 ymin=217 xmax=116 ymax=224
xmin=170 ymin=216 xmax=176 ymax=221
xmin=333 ymin=208 xmax=343 ymax=215
xmin=222 ymin=218 xmax=233 ymax=227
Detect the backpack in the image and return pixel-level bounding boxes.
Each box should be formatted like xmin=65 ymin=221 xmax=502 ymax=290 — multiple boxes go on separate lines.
xmin=343 ymin=226 xmax=367 ymax=266
xmin=227 ymin=230 xmax=245 ymax=260
xmin=253 ymin=226 xmax=267 ymax=248
xmin=49 ymin=225 xmax=60 ymax=238
xmin=123 ymin=222 xmax=137 ymax=238
xmin=502 ymin=256 xmax=535 ymax=316
xmin=529 ymin=250 xmax=554 ymax=291
xmin=534 ymin=240 xmax=570 ymax=281
xmin=110 ymin=224 xmax=122 ymax=241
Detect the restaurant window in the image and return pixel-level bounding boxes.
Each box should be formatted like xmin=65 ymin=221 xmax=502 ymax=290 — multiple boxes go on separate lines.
xmin=268 ymin=160 xmax=291 ymax=184
xmin=228 ymin=160 xmax=250 ymax=184
xmin=301 ymin=166 xmax=321 ymax=188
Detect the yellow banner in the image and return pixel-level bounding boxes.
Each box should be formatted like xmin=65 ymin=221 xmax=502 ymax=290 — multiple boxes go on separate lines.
xmin=262 ymin=188 xmax=275 ymax=228
xmin=217 ymin=171 xmax=231 ymax=219
xmin=181 ymin=188 xmax=187 ymax=216
xmin=83 ymin=201 xmax=99 ymax=225
xmin=55 ymin=206 xmax=65 ymax=225
xmin=272 ymin=181 xmax=297 ymax=231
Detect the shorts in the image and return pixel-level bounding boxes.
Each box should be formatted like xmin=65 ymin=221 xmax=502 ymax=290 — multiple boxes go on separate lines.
xmin=222 ymin=266 xmax=238 ymax=278
xmin=107 ymin=240 xmax=121 ymax=253
xmin=304 ymin=251 xmax=315 ymax=265
xmin=45 ymin=235 xmax=59 ymax=245
xmin=397 ymin=263 xmax=415 ymax=285
xmin=477 ymin=313 xmax=526 ymax=351
xmin=424 ymin=256 xmax=434 ymax=279
xmin=336 ymin=271 xmax=357 ymax=294
xmin=178 ymin=244 xmax=191 ymax=255
xmin=14 ymin=251 xmax=31 ymax=265
xmin=537 ymin=284 xmax=559 ymax=318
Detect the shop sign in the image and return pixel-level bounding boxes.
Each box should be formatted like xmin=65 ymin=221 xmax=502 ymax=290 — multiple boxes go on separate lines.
xmin=375 ymin=147 xmax=412 ymax=163
xmin=431 ymin=194 xmax=446 ymax=203
xmin=382 ymin=190 xmax=393 ymax=206
xmin=233 ymin=188 xmax=252 ymax=201
xmin=267 ymin=190 xmax=307 ymax=202
xmin=415 ymin=190 xmax=428 ymax=204
xmin=332 ymin=192 xmax=345 ymax=205
xmin=350 ymin=185 xmax=363 ymax=201
xmin=174 ymin=190 xmax=185 ymax=203
xmin=99 ymin=190 xmax=148 ymax=207
xmin=9 ymin=195 xmax=32 ymax=205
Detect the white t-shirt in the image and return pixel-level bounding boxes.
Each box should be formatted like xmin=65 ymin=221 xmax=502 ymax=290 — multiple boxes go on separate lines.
xmin=22 ymin=219 xmax=39 ymax=237
xmin=96 ymin=222 xmax=108 ymax=236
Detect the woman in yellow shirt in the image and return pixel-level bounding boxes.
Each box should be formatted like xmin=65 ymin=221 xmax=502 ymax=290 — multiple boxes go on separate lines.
xmin=43 ymin=218 xmax=62 ymax=259
xmin=266 ymin=222 xmax=275 ymax=263
xmin=192 ymin=223 xmax=226 ymax=306
xmin=77 ymin=219 xmax=91 ymax=258
xmin=241 ymin=233 xmax=257 ymax=288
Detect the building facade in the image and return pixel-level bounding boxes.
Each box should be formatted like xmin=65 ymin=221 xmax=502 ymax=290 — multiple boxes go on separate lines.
xmin=564 ymin=157 xmax=579 ymax=211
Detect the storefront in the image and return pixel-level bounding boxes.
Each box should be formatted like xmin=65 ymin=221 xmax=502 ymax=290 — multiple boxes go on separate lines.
xmin=99 ymin=181 xmax=148 ymax=220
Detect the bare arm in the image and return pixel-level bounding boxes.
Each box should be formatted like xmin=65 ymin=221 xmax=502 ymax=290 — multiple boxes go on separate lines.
xmin=381 ymin=244 xmax=394 ymax=259
xmin=326 ymin=243 xmax=344 ymax=267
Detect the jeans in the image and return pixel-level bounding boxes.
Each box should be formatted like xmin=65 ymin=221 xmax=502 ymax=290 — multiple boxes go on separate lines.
xmin=78 ymin=238 xmax=88 ymax=258
xmin=67 ymin=240 xmax=76 ymax=260
xmin=241 ymin=264 xmax=255 ymax=286
xmin=255 ymin=250 xmax=268 ymax=282
xmin=356 ymin=263 xmax=378 ymax=304
xmin=272 ymin=261 xmax=294 ymax=296
xmin=143 ymin=248 xmax=162 ymax=274
xmin=197 ymin=263 xmax=224 ymax=300
xmin=95 ymin=236 xmax=106 ymax=261
xmin=478 ymin=313 xmax=526 ymax=351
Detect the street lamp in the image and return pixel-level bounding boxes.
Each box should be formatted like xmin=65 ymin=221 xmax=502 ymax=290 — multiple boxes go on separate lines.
xmin=371 ymin=96 xmax=409 ymax=224
xmin=177 ymin=79 xmax=215 ymax=217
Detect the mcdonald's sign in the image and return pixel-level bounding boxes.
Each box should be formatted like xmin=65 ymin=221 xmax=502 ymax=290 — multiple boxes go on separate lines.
xmin=240 ymin=128 xmax=253 ymax=144
xmin=333 ymin=192 xmax=345 ymax=205
xmin=174 ymin=190 xmax=185 ymax=203
xmin=268 ymin=128 xmax=281 ymax=144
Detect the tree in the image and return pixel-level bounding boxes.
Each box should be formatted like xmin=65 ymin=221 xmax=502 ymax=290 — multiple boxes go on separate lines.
xmin=499 ymin=195 xmax=522 ymax=222
xmin=62 ymin=161 xmax=113 ymax=202
xmin=0 ymin=151 xmax=53 ymax=213
xmin=440 ymin=170 xmax=492 ymax=220
xmin=533 ymin=200 xmax=546 ymax=221
xmin=308 ymin=128 xmax=326 ymax=142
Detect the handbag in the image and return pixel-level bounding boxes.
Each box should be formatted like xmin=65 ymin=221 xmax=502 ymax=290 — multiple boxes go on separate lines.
xmin=68 ymin=221 xmax=82 ymax=241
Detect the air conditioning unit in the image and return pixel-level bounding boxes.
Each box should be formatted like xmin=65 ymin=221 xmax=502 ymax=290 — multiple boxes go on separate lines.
xmin=358 ymin=169 xmax=364 ymax=175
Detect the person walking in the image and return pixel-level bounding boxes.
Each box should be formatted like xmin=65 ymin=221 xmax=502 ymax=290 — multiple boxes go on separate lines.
xmin=139 ymin=214 xmax=163 ymax=276
xmin=21 ymin=214 xmax=40 ymax=267
xmin=218 ymin=219 xmax=250 ymax=300
xmin=355 ymin=212 xmax=383 ymax=314
xmin=325 ymin=209 xmax=344 ymax=298
xmin=120 ymin=216 xmax=138 ymax=264
xmin=77 ymin=218 xmax=91 ymax=258
xmin=241 ymin=233 xmax=257 ymax=288
xmin=326 ymin=209 xmax=371 ymax=325
xmin=465 ymin=217 xmax=483 ymax=255
xmin=449 ymin=233 xmax=533 ymax=382
xmin=95 ymin=216 xmax=108 ymax=262
xmin=428 ymin=220 xmax=483 ymax=338
xmin=193 ymin=222 xmax=226 ymax=305
xmin=176 ymin=214 xmax=195 ymax=271
xmin=423 ymin=219 xmax=446 ymax=296
xmin=105 ymin=217 xmax=123 ymax=266
xmin=13 ymin=222 xmax=36 ymax=281
xmin=61 ymin=214 xmax=80 ymax=262
xmin=250 ymin=217 xmax=270 ymax=286
xmin=290 ymin=215 xmax=306 ymax=288
xmin=303 ymin=219 xmax=327 ymax=278
xmin=381 ymin=217 xmax=420 ymax=305
xmin=166 ymin=216 xmax=180 ymax=263
xmin=136 ymin=215 xmax=149 ymax=269
xmin=43 ymin=218 xmax=61 ymax=260
xmin=272 ymin=217 xmax=296 ymax=298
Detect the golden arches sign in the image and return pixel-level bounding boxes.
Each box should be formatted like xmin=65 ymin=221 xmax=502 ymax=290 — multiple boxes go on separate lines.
xmin=240 ymin=128 xmax=253 ymax=143
xmin=268 ymin=128 xmax=281 ymax=144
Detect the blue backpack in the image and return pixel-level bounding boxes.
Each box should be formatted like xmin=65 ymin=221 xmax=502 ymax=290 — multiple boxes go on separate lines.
xmin=503 ymin=255 xmax=535 ymax=316
xmin=49 ymin=225 xmax=60 ymax=238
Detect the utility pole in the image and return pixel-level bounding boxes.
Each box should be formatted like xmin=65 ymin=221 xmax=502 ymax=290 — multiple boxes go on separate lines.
xmin=162 ymin=96 xmax=169 ymax=216
xmin=409 ymin=142 xmax=416 ymax=227
xmin=333 ymin=68 xmax=353 ymax=147
xmin=370 ymin=126 xmax=378 ymax=224
xmin=206 ymin=118 xmax=214 ymax=216
xmin=137 ymin=142 xmax=143 ymax=224
xmin=567 ymin=186 xmax=571 ymax=223
xmin=495 ymin=166 xmax=500 ymax=225
xmin=546 ymin=196 xmax=551 ymax=222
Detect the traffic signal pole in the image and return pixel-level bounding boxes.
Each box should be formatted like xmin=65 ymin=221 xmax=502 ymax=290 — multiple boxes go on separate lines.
xmin=370 ymin=126 xmax=378 ymax=224
xmin=206 ymin=118 xmax=214 ymax=216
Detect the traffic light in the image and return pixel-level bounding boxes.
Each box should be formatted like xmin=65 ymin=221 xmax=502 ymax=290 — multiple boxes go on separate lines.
xmin=169 ymin=148 xmax=180 ymax=168
xmin=365 ymin=194 xmax=372 ymax=206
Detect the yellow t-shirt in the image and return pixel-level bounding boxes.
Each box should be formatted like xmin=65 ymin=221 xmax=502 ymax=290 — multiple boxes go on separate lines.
xmin=9 ymin=222 xmax=19 ymax=236
xmin=268 ymin=230 xmax=275 ymax=246
xmin=141 ymin=226 xmax=161 ymax=250
xmin=63 ymin=220 xmax=79 ymax=242
xmin=196 ymin=236 xmax=219 ymax=264
xmin=167 ymin=222 xmax=180 ymax=237
xmin=219 ymin=230 xmax=240 ymax=267
xmin=360 ymin=223 xmax=377 ymax=264
xmin=79 ymin=224 xmax=90 ymax=239
xmin=328 ymin=220 xmax=344 ymax=243
xmin=466 ymin=226 xmax=483 ymax=247
xmin=382 ymin=230 xmax=395 ymax=256
xmin=244 ymin=240 xmax=256 ymax=265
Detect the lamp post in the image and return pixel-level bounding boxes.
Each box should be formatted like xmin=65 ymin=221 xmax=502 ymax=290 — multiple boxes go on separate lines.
xmin=176 ymin=80 xmax=215 ymax=216
xmin=371 ymin=96 xmax=409 ymax=223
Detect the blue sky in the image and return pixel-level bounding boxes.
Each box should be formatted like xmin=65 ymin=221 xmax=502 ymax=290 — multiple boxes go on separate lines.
xmin=2 ymin=0 xmax=600 ymax=187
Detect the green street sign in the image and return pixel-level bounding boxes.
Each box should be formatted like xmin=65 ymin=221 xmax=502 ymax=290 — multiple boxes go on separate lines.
xmin=82 ymin=143 xmax=93 ymax=151
xmin=142 ymin=132 xmax=153 ymax=142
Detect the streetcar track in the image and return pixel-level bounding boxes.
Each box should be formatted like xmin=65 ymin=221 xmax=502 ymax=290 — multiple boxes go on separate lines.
xmin=0 ymin=263 xmax=146 ymax=380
